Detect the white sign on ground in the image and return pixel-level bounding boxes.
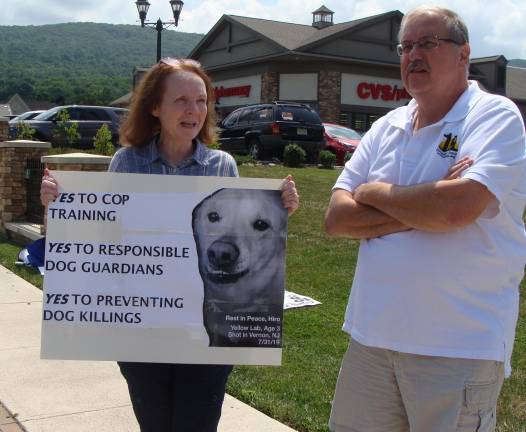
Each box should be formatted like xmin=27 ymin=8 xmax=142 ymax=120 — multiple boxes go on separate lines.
xmin=284 ymin=291 xmax=321 ymax=309
xmin=41 ymin=171 xmax=287 ymax=365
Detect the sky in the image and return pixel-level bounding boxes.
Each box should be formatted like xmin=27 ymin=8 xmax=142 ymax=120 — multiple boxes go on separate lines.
xmin=2 ymin=0 xmax=525 ymax=60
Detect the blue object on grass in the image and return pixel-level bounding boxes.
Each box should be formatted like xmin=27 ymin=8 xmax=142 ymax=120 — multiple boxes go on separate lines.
xmin=18 ymin=237 xmax=46 ymax=268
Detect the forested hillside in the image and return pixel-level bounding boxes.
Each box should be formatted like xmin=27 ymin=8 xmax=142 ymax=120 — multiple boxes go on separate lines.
xmin=0 ymin=23 xmax=203 ymax=105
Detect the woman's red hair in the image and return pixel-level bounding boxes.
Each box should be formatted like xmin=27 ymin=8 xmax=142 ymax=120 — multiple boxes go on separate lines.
xmin=120 ymin=58 xmax=217 ymax=147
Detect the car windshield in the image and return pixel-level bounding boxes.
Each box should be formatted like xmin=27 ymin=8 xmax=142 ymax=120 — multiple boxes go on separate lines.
xmin=324 ymin=124 xmax=361 ymax=140
xmin=14 ymin=111 xmax=40 ymax=121
xmin=113 ymin=109 xmax=128 ymax=119
xmin=33 ymin=108 xmax=60 ymax=120
xmin=277 ymin=106 xmax=320 ymax=123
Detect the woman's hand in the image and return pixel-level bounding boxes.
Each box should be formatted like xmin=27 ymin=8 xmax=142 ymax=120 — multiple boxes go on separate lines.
xmin=40 ymin=168 xmax=59 ymax=207
xmin=281 ymin=174 xmax=299 ymax=216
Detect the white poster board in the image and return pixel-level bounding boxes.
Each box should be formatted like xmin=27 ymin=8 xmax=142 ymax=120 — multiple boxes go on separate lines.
xmin=41 ymin=171 xmax=287 ymax=365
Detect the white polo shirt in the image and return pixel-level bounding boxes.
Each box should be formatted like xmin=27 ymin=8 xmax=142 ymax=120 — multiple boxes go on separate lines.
xmin=335 ymin=81 xmax=526 ymax=376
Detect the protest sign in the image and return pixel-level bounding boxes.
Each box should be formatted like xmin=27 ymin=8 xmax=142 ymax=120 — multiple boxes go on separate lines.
xmin=41 ymin=171 xmax=287 ymax=365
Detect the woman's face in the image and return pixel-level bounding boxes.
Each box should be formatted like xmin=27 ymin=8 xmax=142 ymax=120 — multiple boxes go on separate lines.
xmin=152 ymin=69 xmax=208 ymax=145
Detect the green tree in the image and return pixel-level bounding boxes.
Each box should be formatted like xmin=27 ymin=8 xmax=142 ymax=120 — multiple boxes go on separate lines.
xmin=53 ymin=109 xmax=80 ymax=149
xmin=15 ymin=122 xmax=36 ymax=140
xmin=93 ymin=123 xmax=114 ymax=155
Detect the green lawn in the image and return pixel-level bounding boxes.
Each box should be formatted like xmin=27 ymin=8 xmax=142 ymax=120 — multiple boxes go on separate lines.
xmin=1 ymin=165 xmax=524 ymax=431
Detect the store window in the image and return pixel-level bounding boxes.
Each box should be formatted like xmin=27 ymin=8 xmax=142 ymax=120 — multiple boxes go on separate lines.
xmin=340 ymin=112 xmax=383 ymax=133
xmin=351 ymin=113 xmax=367 ymax=133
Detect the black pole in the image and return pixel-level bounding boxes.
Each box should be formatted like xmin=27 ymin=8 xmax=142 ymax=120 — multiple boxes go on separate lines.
xmin=155 ymin=18 xmax=163 ymax=62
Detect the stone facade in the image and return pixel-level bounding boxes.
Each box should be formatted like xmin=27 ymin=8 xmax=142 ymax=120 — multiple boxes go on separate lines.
xmin=43 ymin=163 xmax=109 ymax=172
xmin=0 ymin=118 xmax=8 ymax=142
xmin=43 ymin=152 xmax=111 ymax=172
xmin=318 ymin=70 xmax=341 ymax=124
xmin=261 ymin=72 xmax=279 ymax=103
xmin=0 ymin=144 xmax=112 ymax=238
xmin=0 ymin=141 xmax=51 ymax=231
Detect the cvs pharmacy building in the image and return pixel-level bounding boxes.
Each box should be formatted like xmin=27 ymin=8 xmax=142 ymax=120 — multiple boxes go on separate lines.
xmin=190 ymin=6 xmax=521 ymax=133
xmin=190 ymin=6 xmax=407 ymax=133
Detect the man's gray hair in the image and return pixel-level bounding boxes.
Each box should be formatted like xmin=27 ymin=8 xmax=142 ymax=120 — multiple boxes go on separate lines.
xmin=398 ymin=5 xmax=469 ymax=44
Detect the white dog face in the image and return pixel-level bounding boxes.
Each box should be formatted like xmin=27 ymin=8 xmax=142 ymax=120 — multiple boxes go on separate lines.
xmin=192 ymin=188 xmax=287 ymax=305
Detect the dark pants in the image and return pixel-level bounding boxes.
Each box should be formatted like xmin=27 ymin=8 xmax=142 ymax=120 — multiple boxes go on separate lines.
xmin=118 ymin=362 xmax=233 ymax=432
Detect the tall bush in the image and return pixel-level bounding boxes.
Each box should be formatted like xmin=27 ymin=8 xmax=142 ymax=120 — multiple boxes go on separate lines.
xmin=53 ymin=109 xmax=80 ymax=149
xmin=15 ymin=122 xmax=36 ymax=140
xmin=283 ymin=143 xmax=306 ymax=167
xmin=319 ymin=150 xmax=336 ymax=169
xmin=93 ymin=123 xmax=114 ymax=155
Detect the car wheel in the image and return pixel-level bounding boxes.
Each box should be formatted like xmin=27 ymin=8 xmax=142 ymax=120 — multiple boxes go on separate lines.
xmin=248 ymin=139 xmax=262 ymax=160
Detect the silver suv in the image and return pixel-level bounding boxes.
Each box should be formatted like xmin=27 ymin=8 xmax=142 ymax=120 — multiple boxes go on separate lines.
xmin=11 ymin=105 xmax=128 ymax=149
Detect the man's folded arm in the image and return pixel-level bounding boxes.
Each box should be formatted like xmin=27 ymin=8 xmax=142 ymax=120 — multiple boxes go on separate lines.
xmin=353 ymin=178 xmax=495 ymax=232
xmin=325 ymin=189 xmax=410 ymax=239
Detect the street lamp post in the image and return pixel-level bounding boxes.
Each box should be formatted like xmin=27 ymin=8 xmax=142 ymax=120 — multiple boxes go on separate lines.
xmin=135 ymin=0 xmax=184 ymax=62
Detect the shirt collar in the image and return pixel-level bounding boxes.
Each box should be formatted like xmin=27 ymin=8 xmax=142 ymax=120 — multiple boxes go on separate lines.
xmin=142 ymin=135 xmax=211 ymax=167
xmin=388 ymin=81 xmax=484 ymax=131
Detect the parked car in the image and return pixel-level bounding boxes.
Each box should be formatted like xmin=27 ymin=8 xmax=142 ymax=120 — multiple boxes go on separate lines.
xmin=7 ymin=111 xmax=46 ymax=138
xmin=217 ymin=101 xmax=325 ymax=162
xmin=9 ymin=110 xmax=45 ymax=123
xmin=322 ymin=123 xmax=362 ymax=165
xmin=9 ymin=105 xmax=128 ymax=148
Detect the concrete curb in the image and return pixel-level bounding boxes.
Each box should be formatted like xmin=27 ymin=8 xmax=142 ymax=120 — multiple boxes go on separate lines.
xmin=0 ymin=400 xmax=26 ymax=432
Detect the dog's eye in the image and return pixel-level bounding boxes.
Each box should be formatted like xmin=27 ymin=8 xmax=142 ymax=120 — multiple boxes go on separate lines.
xmin=208 ymin=211 xmax=220 ymax=223
xmin=253 ymin=219 xmax=270 ymax=231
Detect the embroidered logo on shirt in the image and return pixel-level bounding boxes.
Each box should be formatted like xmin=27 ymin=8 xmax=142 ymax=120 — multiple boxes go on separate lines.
xmin=436 ymin=133 xmax=459 ymax=158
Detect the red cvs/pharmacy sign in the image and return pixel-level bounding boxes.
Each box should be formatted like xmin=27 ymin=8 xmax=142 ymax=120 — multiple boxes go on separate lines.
xmin=357 ymin=82 xmax=411 ymax=102
xmin=215 ymin=85 xmax=251 ymax=102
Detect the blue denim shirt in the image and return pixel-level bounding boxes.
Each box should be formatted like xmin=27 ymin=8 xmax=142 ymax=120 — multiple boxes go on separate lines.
xmin=108 ymin=136 xmax=239 ymax=178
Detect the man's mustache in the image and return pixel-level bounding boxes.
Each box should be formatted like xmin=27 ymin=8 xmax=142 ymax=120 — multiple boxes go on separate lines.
xmin=408 ymin=59 xmax=429 ymax=72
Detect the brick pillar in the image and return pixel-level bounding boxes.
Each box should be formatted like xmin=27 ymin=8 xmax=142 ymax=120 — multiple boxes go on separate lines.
xmin=0 ymin=140 xmax=51 ymax=233
xmin=42 ymin=152 xmax=111 ymax=172
xmin=0 ymin=118 xmax=8 ymax=142
xmin=261 ymin=72 xmax=279 ymax=103
xmin=41 ymin=153 xmax=112 ymax=232
xmin=318 ymin=70 xmax=341 ymax=123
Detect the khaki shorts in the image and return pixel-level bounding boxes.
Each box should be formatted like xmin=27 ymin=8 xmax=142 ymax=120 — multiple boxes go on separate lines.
xmin=329 ymin=338 xmax=504 ymax=432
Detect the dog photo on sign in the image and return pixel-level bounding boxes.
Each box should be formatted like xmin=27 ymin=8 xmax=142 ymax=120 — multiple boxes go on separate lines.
xmin=192 ymin=188 xmax=287 ymax=347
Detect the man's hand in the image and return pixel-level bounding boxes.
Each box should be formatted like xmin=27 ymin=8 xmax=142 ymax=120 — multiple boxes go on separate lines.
xmin=353 ymin=179 xmax=493 ymax=232
xmin=353 ymin=182 xmax=390 ymax=207
xmin=353 ymin=157 xmax=475 ymax=207
xmin=325 ymin=189 xmax=409 ymax=239
xmin=443 ymin=156 xmax=473 ymax=180
xmin=326 ymin=156 xmax=489 ymax=237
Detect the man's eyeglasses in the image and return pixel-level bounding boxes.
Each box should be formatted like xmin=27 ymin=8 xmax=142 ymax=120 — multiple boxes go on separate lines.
xmin=396 ymin=35 xmax=464 ymax=56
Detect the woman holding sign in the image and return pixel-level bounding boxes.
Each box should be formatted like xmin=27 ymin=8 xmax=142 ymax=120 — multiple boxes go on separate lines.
xmin=41 ymin=58 xmax=299 ymax=432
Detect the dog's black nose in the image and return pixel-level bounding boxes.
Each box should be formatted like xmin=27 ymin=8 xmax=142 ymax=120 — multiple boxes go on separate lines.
xmin=207 ymin=241 xmax=239 ymax=269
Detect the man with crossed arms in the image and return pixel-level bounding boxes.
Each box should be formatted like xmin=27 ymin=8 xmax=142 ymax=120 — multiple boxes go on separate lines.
xmin=325 ymin=5 xmax=526 ymax=432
